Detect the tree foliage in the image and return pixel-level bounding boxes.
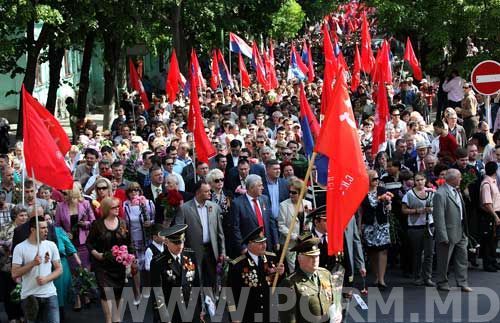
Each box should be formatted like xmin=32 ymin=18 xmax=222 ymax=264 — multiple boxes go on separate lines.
xmin=270 ymin=0 xmax=306 ymax=40
xmin=367 ymin=0 xmax=500 ymax=76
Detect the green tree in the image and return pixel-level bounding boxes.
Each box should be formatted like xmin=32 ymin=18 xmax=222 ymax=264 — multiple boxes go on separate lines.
xmin=270 ymin=0 xmax=306 ymax=40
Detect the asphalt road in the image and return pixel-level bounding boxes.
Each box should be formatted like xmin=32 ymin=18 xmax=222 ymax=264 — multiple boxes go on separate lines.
xmin=3 ymin=266 xmax=500 ymax=323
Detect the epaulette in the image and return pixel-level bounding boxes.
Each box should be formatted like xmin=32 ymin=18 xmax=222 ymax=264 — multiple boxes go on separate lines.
xmin=264 ymin=251 xmax=276 ymax=257
xmin=230 ymin=254 xmax=247 ymax=265
xmin=183 ymin=248 xmax=195 ymax=254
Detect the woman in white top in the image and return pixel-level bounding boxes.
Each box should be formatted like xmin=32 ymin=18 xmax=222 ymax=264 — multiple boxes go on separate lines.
xmin=402 ymin=172 xmax=435 ymax=286
xmin=277 ymin=177 xmax=312 ymax=272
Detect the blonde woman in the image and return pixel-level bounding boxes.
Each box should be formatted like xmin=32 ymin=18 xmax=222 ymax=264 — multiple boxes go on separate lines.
xmin=443 ymin=108 xmax=467 ymax=147
xmin=55 ymin=181 xmax=95 ymax=309
xmin=277 ymin=177 xmax=312 ymax=272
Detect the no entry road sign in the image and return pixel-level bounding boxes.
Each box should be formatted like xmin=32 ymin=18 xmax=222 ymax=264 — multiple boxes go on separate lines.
xmin=471 ymin=60 xmax=500 ymax=96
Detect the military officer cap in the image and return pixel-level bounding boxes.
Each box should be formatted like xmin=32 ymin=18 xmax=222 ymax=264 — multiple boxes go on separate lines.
xmin=159 ymin=224 xmax=188 ymax=243
xmin=297 ymin=232 xmax=313 ymax=243
xmin=308 ymin=205 xmax=327 ymax=221
xmin=242 ymin=226 xmax=267 ymax=245
xmin=290 ymin=237 xmax=321 ymax=256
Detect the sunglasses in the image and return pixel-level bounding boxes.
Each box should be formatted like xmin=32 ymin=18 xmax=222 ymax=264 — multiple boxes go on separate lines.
xmin=392 ymin=114 xmax=400 ymax=117
xmin=213 ymin=178 xmax=224 ymax=183
xmin=96 ymin=186 xmax=108 ymax=190
xmin=165 ymin=163 xmax=174 ymax=166
xmin=130 ymin=188 xmax=141 ymax=192
xmin=284 ymin=152 xmax=293 ymax=156
xmin=371 ymin=177 xmax=379 ymax=181
xmin=257 ymin=141 xmax=265 ymax=144
xmin=289 ymin=190 xmax=298 ymax=195
xmin=111 ymin=205 xmax=120 ymax=210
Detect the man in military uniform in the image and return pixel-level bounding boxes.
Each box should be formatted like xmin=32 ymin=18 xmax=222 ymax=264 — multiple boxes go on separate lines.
xmin=309 ymin=205 xmax=366 ymax=291
xmin=279 ymin=238 xmax=342 ymax=323
xmin=227 ymin=226 xmax=285 ymax=322
xmin=150 ymin=224 xmax=204 ymax=323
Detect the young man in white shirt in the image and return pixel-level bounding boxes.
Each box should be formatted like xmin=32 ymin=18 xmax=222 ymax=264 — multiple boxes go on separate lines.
xmin=12 ymin=216 xmax=62 ymax=323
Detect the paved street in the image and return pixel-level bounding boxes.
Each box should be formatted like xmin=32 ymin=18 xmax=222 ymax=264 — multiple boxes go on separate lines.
xmin=3 ymin=266 xmax=499 ymax=323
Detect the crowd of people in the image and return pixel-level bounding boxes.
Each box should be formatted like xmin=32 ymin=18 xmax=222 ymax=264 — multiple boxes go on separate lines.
xmin=1 ymin=14 xmax=500 ymax=323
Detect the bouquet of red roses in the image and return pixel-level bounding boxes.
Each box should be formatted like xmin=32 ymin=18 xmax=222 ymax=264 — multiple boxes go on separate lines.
xmin=158 ymin=189 xmax=184 ymax=219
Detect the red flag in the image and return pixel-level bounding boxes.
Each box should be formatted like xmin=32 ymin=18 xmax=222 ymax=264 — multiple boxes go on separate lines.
xmin=238 ymin=53 xmax=251 ymax=88
xmin=252 ymin=42 xmax=269 ymax=91
xmin=403 ymin=37 xmax=423 ymax=81
xmin=128 ymin=59 xmax=150 ymax=110
xmin=210 ymin=49 xmax=220 ymax=90
xmin=320 ymin=22 xmax=337 ymax=116
xmin=371 ymin=83 xmax=390 ymax=157
xmin=299 ymin=84 xmax=320 ymax=138
xmin=188 ymin=65 xmax=216 ymax=163
xmin=303 ymin=40 xmax=315 ymax=83
xmin=371 ymin=40 xmax=392 ymax=84
xmin=22 ymin=85 xmax=73 ymax=190
xmin=360 ymin=13 xmax=375 ymax=73
xmin=190 ymin=49 xmax=207 ymax=90
xmin=315 ymin=69 xmax=369 ymax=255
xmin=268 ymin=40 xmax=279 ymax=89
xmin=166 ymin=50 xmax=181 ymax=104
xmin=351 ymin=45 xmax=361 ymax=92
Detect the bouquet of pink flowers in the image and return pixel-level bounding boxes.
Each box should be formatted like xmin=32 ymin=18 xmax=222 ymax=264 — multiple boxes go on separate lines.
xmin=131 ymin=195 xmax=147 ymax=206
xmin=111 ymin=245 xmax=136 ymax=282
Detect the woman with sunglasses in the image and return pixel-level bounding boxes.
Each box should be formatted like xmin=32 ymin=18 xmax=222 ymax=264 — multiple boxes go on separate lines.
xmin=277 ymin=177 xmax=312 ymax=272
xmin=123 ymin=182 xmax=155 ymax=304
xmin=55 ymin=181 xmax=95 ymax=310
xmin=206 ymin=169 xmax=231 ymax=249
xmin=92 ymin=177 xmax=124 ymax=219
xmin=87 ymin=197 xmax=132 ymax=323
xmin=359 ymin=170 xmax=392 ymax=290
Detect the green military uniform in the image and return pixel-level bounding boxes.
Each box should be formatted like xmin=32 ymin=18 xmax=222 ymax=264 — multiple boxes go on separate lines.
xmin=279 ymin=238 xmax=341 ymax=323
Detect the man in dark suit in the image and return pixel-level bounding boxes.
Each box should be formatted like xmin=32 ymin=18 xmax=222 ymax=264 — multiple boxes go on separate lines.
xmin=225 ymin=139 xmax=242 ymax=173
xmin=143 ymin=166 xmax=165 ymax=203
xmin=225 ymin=159 xmax=250 ymax=199
xmin=185 ymin=161 xmax=210 ymax=194
xmin=262 ymin=159 xmax=289 ymax=220
xmin=433 ymin=169 xmax=472 ymax=292
xmin=405 ymin=140 xmax=430 ymax=173
xmin=230 ymin=174 xmax=279 ymax=257
xmin=174 ymin=180 xmax=225 ymax=290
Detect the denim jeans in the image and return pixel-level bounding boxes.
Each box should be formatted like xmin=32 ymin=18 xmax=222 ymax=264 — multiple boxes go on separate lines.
xmin=22 ymin=295 xmax=60 ymax=323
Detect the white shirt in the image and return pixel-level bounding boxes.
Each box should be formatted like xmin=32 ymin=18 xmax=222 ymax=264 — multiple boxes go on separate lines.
xmin=12 ymin=239 xmax=60 ymax=299
xmin=151 ymin=184 xmax=163 ymax=200
xmin=248 ymin=250 xmax=260 ymax=266
xmin=442 ymin=77 xmax=464 ymax=102
xmin=195 ymin=199 xmax=210 ymax=244
xmin=144 ymin=240 xmax=164 ymax=271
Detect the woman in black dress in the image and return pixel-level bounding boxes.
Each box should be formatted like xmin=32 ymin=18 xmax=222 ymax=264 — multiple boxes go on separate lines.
xmin=87 ymin=197 xmax=131 ymax=323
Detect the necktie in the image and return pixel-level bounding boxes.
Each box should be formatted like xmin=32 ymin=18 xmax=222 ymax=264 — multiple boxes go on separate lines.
xmin=322 ymin=234 xmax=327 ymax=245
xmin=252 ymin=198 xmax=264 ymax=229
xmin=419 ymin=160 xmax=425 ymax=171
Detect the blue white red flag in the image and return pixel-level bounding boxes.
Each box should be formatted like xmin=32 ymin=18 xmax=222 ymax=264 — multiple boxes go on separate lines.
xmin=289 ymin=46 xmax=308 ymax=81
xmin=216 ymin=49 xmax=234 ymax=88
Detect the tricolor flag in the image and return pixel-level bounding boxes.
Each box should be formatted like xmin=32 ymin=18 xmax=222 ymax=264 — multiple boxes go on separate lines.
xmin=129 ymin=59 xmax=150 ymax=110
xmin=251 ymin=42 xmax=269 ymax=90
xmin=301 ymin=40 xmax=315 ymax=82
xmin=288 ymin=46 xmax=308 ymax=81
xmin=229 ymin=32 xmax=252 ymax=59
xmin=216 ymin=49 xmax=234 ymax=88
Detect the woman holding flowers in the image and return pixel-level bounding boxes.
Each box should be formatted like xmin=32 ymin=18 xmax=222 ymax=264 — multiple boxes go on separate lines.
xmin=359 ymin=170 xmax=393 ymax=290
xmin=123 ymin=182 xmax=155 ymax=304
xmin=87 ymin=197 xmax=132 ymax=323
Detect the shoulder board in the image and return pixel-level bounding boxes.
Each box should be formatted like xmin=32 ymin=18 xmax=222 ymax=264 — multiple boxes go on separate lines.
xmin=183 ymin=248 xmax=195 ymax=254
xmin=264 ymin=251 xmax=276 ymax=257
xmin=230 ymin=255 xmax=247 ymax=265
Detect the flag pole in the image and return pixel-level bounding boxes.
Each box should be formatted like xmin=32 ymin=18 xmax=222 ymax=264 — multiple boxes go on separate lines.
xmin=272 ymin=151 xmax=318 ymax=292
xmin=31 ymin=167 xmax=41 ymax=275
xmin=398 ymin=60 xmax=405 ymax=85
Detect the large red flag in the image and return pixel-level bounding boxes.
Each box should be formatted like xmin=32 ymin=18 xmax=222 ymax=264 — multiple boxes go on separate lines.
xmin=188 ymin=68 xmax=216 ymax=163
xmin=371 ymin=83 xmax=390 ymax=157
xmin=22 ymin=85 xmax=73 ymax=190
xmin=315 ymin=69 xmax=369 ymax=255
xmin=252 ymin=42 xmax=269 ymax=91
xmin=351 ymin=45 xmax=361 ymax=92
xmin=267 ymin=41 xmax=279 ymax=89
xmin=210 ymin=49 xmax=220 ymax=90
xmin=360 ymin=13 xmax=375 ymax=73
xmin=403 ymin=37 xmax=423 ymax=81
xmin=371 ymin=40 xmax=393 ymax=84
xmin=166 ymin=50 xmax=181 ymax=104
xmin=238 ymin=53 xmax=251 ymax=88
xmin=320 ymin=22 xmax=337 ymax=116
xmin=128 ymin=59 xmax=150 ymax=110
xmin=190 ymin=49 xmax=207 ymax=90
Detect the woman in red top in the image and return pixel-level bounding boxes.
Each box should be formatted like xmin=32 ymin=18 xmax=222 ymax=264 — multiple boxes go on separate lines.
xmin=433 ymin=119 xmax=458 ymax=163
xmin=92 ymin=177 xmax=125 ymax=219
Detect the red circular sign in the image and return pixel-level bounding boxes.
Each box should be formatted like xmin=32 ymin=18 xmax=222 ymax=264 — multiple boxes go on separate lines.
xmin=471 ymin=60 xmax=500 ymax=96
